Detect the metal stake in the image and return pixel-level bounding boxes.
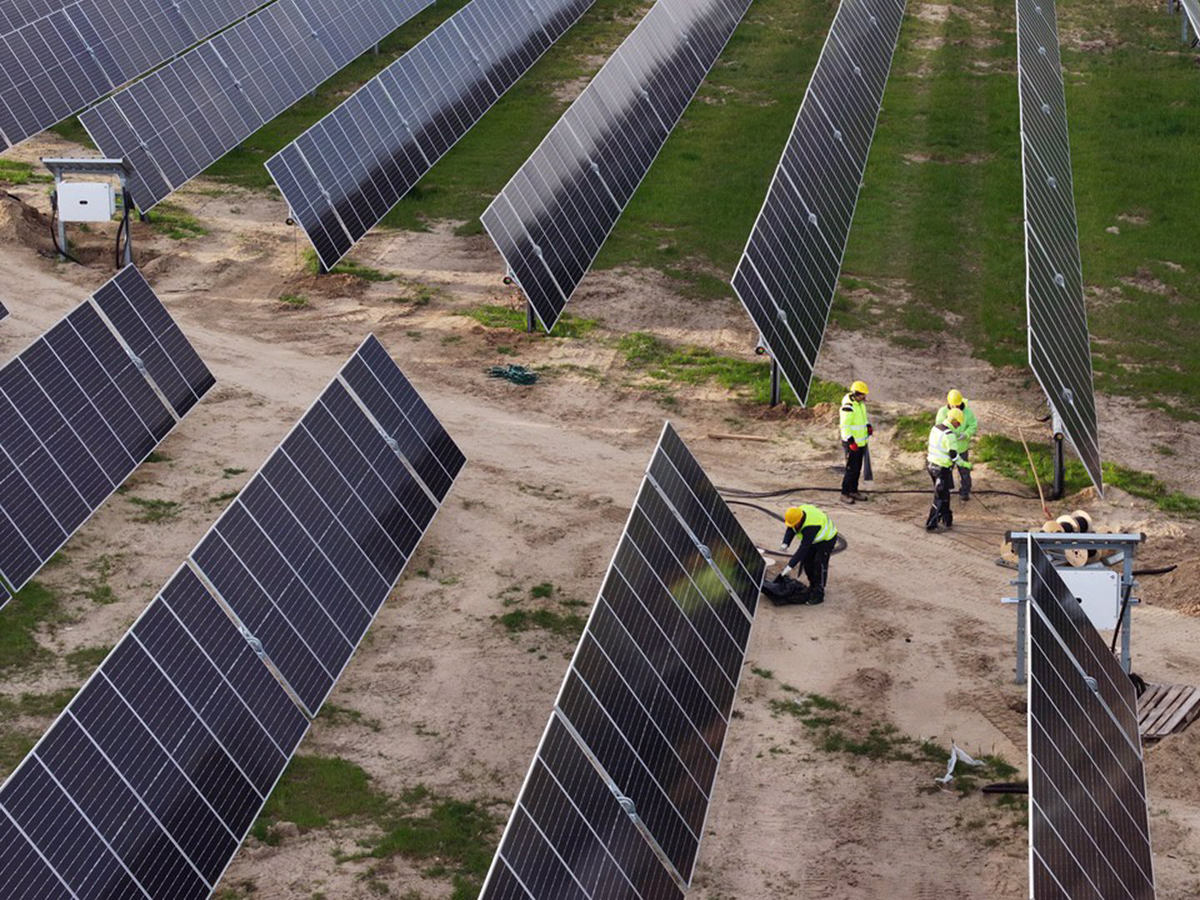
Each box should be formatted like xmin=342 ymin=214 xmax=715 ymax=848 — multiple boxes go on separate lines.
xmin=769 ymin=356 xmax=781 ymax=407
xmin=526 ymin=298 xmax=536 ymax=334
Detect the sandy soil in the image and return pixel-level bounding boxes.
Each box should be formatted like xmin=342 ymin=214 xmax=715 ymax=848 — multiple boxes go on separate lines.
xmin=0 ymin=127 xmax=1198 ymax=900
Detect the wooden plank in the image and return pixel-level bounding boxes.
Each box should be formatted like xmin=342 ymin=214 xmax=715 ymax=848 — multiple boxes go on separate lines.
xmin=1158 ymin=689 xmax=1200 ymax=737
xmin=1144 ymin=686 xmax=1188 ymax=734
xmin=1138 ymin=685 xmax=1165 ymax=725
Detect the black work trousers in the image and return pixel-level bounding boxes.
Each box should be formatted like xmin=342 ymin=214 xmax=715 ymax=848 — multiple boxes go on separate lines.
xmin=955 ymin=450 xmax=972 ymax=498
xmin=842 ymin=442 xmax=865 ymax=495
xmin=926 ymin=464 xmax=954 ymax=529
xmin=803 ymin=539 xmax=835 ymax=602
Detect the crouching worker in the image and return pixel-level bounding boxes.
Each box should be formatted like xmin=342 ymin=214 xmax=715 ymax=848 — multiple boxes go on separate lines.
xmin=926 ymin=409 xmax=964 ymax=531
xmin=775 ymin=504 xmax=838 ymax=605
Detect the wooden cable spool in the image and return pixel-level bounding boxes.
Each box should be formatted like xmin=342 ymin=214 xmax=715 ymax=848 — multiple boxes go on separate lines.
xmin=1055 ymin=510 xmax=1094 ymax=566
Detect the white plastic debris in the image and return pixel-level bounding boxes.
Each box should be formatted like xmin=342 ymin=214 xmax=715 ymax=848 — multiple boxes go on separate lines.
xmin=937 ymin=744 xmax=983 ymax=784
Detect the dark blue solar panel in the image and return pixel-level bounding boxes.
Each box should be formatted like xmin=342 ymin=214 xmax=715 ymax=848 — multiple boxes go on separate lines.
xmin=481 ymin=422 xmax=760 ymax=897
xmin=0 ymin=565 xmax=308 ymax=898
xmin=268 ymin=0 xmax=596 ymax=271
xmin=189 ymin=335 xmax=463 ymax=715
xmin=0 ymin=267 xmax=210 ymax=597
xmin=0 ymin=0 xmax=263 ymax=150
xmin=81 ymin=0 xmax=434 ymax=210
xmin=481 ymin=0 xmax=752 ymax=333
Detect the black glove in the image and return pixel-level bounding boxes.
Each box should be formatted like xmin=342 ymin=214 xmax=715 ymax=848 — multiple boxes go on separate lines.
xmin=867 ymin=424 xmax=874 ymax=436
xmin=949 ymin=448 xmax=958 ymax=460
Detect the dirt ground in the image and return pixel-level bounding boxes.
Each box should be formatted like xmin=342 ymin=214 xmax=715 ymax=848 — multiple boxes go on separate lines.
xmin=1 ymin=128 xmax=1198 ymax=900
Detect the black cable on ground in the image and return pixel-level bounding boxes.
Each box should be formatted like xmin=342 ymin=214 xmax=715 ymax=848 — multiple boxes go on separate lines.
xmin=49 ymin=199 xmax=84 ymax=266
xmin=718 ymin=484 xmax=1038 ymax=501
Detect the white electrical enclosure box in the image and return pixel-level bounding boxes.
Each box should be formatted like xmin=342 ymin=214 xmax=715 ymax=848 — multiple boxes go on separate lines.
xmin=59 ymin=182 xmax=115 ymax=222
xmin=1058 ymin=568 xmax=1122 ymax=631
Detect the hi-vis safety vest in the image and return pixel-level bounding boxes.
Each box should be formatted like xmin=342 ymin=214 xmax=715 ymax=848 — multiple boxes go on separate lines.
xmin=799 ymin=504 xmax=838 ymax=543
xmin=840 ymin=394 xmax=870 ymax=444
xmin=927 ymin=424 xmax=957 ymax=468
xmin=936 ymin=402 xmax=978 ymax=461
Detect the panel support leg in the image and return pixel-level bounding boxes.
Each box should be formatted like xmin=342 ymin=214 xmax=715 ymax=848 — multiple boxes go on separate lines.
xmin=1050 ymin=431 xmax=1065 ymax=500
xmin=54 ymin=172 xmax=68 ymax=261
xmin=1121 ymin=553 xmax=1134 ymax=673
xmin=121 ymin=187 xmax=134 ymax=269
xmin=1015 ymin=540 xmax=1028 ymax=685
xmin=526 ymin=299 xmax=536 ymax=334
xmin=769 ymin=356 xmax=781 ymax=407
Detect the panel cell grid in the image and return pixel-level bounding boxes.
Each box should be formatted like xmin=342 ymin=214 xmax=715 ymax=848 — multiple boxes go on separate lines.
xmin=731 ymin=0 xmax=906 ymax=406
xmin=267 ymin=0 xmax=597 ymax=272
xmin=0 ymin=566 xmax=310 ymax=900
xmin=0 ymin=266 xmax=212 ymax=604
xmin=481 ymin=421 xmax=764 ymax=898
xmin=1017 ymin=0 xmax=1102 ymax=491
xmin=189 ymin=334 xmax=464 ymax=715
xmin=481 ymin=0 xmax=753 ymax=333
xmin=80 ymin=0 xmax=433 ymax=211
xmin=0 ymin=0 xmax=264 ymax=151
xmin=1027 ymin=537 xmax=1156 ymax=900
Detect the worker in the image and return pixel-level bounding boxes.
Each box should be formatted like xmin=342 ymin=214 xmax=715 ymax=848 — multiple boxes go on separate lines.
xmin=839 ymin=380 xmax=872 ymax=504
xmin=926 ymin=408 xmax=964 ymax=531
xmin=936 ymin=389 xmax=978 ymax=501
xmin=778 ymin=504 xmax=838 ymax=605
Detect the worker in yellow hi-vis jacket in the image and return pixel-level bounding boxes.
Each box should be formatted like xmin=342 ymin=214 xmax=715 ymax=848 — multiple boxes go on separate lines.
xmin=839 ymin=380 xmax=871 ymax=504
xmin=926 ymin=408 xmax=964 ymax=531
xmin=936 ymin=389 xmax=978 ymax=501
xmin=777 ymin=504 xmax=838 ymax=605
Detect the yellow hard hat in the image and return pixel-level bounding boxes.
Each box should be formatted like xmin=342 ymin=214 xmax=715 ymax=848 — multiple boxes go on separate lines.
xmin=947 ymin=389 xmax=964 ymax=407
xmin=784 ymin=507 xmax=806 ymax=529
xmin=947 ymin=408 xmax=965 ymax=426
xmin=850 ymin=380 xmax=869 ymax=396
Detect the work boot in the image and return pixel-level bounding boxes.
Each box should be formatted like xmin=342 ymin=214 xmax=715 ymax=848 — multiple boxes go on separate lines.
xmin=960 ymin=493 xmax=970 ymax=502
xmin=850 ymin=492 xmax=869 ymax=502
xmin=925 ymin=506 xmax=940 ymax=531
xmin=840 ymin=493 xmax=855 ymax=505
xmin=806 ymin=591 xmax=825 ymax=606
xmin=943 ymin=508 xmax=954 ymax=528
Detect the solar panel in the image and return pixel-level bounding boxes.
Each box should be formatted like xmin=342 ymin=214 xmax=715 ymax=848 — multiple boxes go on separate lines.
xmin=480 ymin=421 xmax=764 ymax=897
xmin=480 ymin=0 xmax=753 ymax=333
xmin=267 ymin=0 xmax=596 ymax=272
xmin=0 ymin=565 xmax=311 ymax=900
xmin=1017 ymin=0 xmax=1102 ymax=491
xmin=0 ymin=299 xmax=8 ymax=320
xmin=1027 ymin=537 xmax=1156 ymax=899
xmin=731 ymin=0 xmax=906 ymax=406
xmin=0 ymin=265 xmax=213 ymax=604
xmin=190 ymin=333 xmax=465 ymax=715
xmin=0 ymin=335 xmax=463 ymax=897
xmin=0 ymin=2 xmax=76 ymax=39
xmin=0 ymin=0 xmax=265 ymax=151
xmin=1183 ymin=0 xmax=1200 ymax=37
xmin=80 ymin=0 xmax=434 ymax=211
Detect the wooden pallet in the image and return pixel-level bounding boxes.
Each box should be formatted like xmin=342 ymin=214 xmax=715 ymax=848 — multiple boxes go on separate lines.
xmin=1138 ymin=683 xmax=1200 ymax=741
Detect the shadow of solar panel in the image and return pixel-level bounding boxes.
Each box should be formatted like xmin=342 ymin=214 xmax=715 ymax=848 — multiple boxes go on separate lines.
xmin=266 ymin=0 xmax=596 ymax=272
xmin=1027 ymin=538 xmax=1156 ymax=900
xmin=80 ymin=0 xmax=433 ymax=211
xmin=730 ymin=0 xmax=906 ymax=406
xmin=0 ymin=566 xmax=310 ymax=900
xmin=481 ymin=422 xmax=763 ymax=898
xmin=189 ymin=334 xmax=463 ymax=715
xmin=480 ymin=0 xmax=753 ymax=334
xmin=0 ymin=0 xmax=265 ymax=151
xmin=1017 ymin=0 xmax=1102 ymax=492
xmin=0 ymin=266 xmax=211 ymax=603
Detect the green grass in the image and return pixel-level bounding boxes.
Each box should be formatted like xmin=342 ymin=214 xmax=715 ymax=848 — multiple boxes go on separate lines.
xmin=82 ymin=555 xmax=119 ymax=606
xmin=251 ymin=756 xmax=496 ymax=899
xmin=126 ymin=496 xmax=182 ymax=523
xmin=0 ymin=159 xmax=53 ymax=186
xmin=318 ymin=703 xmax=382 ymax=733
xmin=64 ymin=645 xmax=110 ymax=678
xmin=279 ymin=293 xmax=310 ymax=308
xmin=0 ymin=582 xmax=67 ymax=671
xmin=0 ymin=687 xmax=76 ymax=722
xmin=208 ymin=490 xmax=240 ymax=506
xmin=892 ymin=413 xmax=933 ymax=453
xmin=303 ymin=248 xmax=395 ymax=281
xmin=457 ymin=303 xmax=599 ymax=338
xmin=147 ymin=203 xmax=207 ymax=240
xmin=529 ymin=582 xmax=555 ymax=599
xmin=496 ymin=608 xmax=586 ymax=641
xmin=975 ymin=435 xmax=1200 ymax=516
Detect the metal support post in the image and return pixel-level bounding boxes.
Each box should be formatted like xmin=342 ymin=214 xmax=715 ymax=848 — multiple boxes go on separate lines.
xmin=1184 ymin=10 xmax=1191 ymax=42
xmin=120 ymin=188 xmax=134 ymax=268
xmin=769 ymin=356 xmax=781 ymax=407
xmin=1014 ymin=540 xmax=1029 ymax=685
xmin=53 ymin=170 xmax=68 ymax=260
xmin=1051 ymin=432 xmax=1065 ymax=500
xmin=526 ymin=298 xmax=536 ymax=334
xmin=1120 ymin=552 xmax=1135 ymax=673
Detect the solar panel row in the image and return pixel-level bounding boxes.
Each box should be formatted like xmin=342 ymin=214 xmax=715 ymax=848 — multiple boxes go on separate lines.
xmin=731 ymin=0 xmax=906 ymax=406
xmin=481 ymin=422 xmax=764 ymax=898
xmin=0 ymin=335 xmax=464 ymax=898
xmin=190 ymin=333 xmax=465 ymax=715
xmin=1182 ymin=0 xmax=1200 ymax=37
xmin=268 ymin=0 xmax=596 ymax=272
xmin=1027 ymin=537 xmax=1156 ymax=900
xmin=0 ymin=1 xmax=77 ymax=39
xmin=481 ymin=0 xmax=753 ymax=333
xmin=1016 ymin=0 xmax=1103 ymax=492
xmin=0 ymin=298 xmax=8 ymax=319
xmin=0 ymin=0 xmax=264 ymax=150
xmin=0 ymin=266 xmax=213 ymax=603
xmin=81 ymin=0 xmax=434 ymax=212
